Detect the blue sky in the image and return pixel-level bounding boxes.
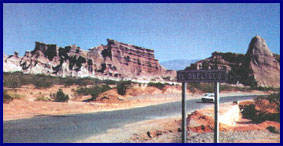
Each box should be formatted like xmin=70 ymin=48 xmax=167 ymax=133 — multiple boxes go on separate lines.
xmin=3 ymin=3 xmax=280 ymax=62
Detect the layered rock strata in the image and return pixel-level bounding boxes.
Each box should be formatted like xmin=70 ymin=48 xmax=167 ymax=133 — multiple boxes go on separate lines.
xmin=3 ymin=39 xmax=176 ymax=82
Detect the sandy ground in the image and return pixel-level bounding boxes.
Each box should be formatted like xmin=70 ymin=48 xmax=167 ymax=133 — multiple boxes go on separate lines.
xmin=3 ymin=84 xmax=270 ymax=121
xmin=77 ymin=101 xmax=280 ymax=143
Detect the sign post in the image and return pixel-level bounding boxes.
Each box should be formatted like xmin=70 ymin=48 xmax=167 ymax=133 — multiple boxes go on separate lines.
xmin=214 ymin=82 xmax=219 ymax=143
xmin=182 ymin=82 xmax=187 ymax=143
xmin=177 ymin=70 xmax=228 ymax=143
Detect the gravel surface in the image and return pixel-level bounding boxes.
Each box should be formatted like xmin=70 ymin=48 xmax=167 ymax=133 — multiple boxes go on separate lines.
xmin=187 ymin=130 xmax=280 ymax=143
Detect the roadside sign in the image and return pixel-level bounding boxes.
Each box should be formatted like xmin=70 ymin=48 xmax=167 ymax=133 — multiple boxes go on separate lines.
xmin=177 ymin=70 xmax=228 ymax=83
xmin=177 ymin=69 xmax=228 ymax=143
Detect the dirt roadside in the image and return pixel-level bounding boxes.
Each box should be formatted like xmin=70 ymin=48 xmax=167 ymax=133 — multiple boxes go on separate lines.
xmin=3 ymin=84 xmax=270 ymax=121
xmin=77 ymin=100 xmax=280 ymax=143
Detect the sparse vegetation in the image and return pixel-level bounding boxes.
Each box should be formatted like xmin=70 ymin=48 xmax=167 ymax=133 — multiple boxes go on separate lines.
xmin=35 ymin=96 xmax=51 ymax=102
xmin=117 ymin=80 xmax=132 ymax=95
xmin=76 ymin=85 xmax=112 ymax=101
xmin=54 ymin=89 xmax=69 ymax=102
xmin=7 ymin=91 xmax=22 ymax=99
xmin=186 ymin=82 xmax=277 ymax=93
xmin=3 ymin=89 xmax=23 ymax=103
xmin=3 ymin=72 xmax=115 ymax=88
xmin=255 ymin=92 xmax=280 ymax=112
xmin=147 ymin=82 xmax=171 ymax=90
xmin=3 ymin=90 xmax=13 ymax=103
xmin=187 ymin=83 xmax=214 ymax=93
xmin=249 ymin=86 xmax=280 ymax=92
xmin=33 ymin=76 xmax=54 ymax=89
xmin=241 ymin=93 xmax=280 ymax=123
xmin=3 ymin=72 xmax=22 ymax=88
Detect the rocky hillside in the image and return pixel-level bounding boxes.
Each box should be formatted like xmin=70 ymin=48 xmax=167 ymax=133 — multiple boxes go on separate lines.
xmin=3 ymin=39 xmax=176 ymax=82
xmin=186 ymin=35 xmax=280 ymax=88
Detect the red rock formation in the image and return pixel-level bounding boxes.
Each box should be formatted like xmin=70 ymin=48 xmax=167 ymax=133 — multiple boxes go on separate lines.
xmin=246 ymin=35 xmax=280 ymax=88
xmin=3 ymin=39 xmax=176 ymax=82
xmin=186 ymin=35 xmax=280 ymax=88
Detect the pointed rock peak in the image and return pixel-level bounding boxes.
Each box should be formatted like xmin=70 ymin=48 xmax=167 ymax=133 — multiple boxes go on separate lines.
xmin=246 ymin=35 xmax=273 ymax=57
xmin=24 ymin=50 xmax=32 ymax=57
xmin=14 ymin=51 xmax=19 ymax=58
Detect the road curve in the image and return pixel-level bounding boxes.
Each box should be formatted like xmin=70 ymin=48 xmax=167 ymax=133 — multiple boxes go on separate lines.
xmin=3 ymin=95 xmax=259 ymax=143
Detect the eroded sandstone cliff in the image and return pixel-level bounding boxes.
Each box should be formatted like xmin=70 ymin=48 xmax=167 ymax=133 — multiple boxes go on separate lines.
xmin=3 ymin=39 xmax=176 ymax=82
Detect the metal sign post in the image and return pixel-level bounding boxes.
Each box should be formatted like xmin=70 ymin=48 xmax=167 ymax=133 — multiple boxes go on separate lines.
xmin=182 ymin=82 xmax=187 ymax=143
xmin=214 ymin=82 xmax=219 ymax=143
xmin=177 ymin=70 xmax=228 ymax=143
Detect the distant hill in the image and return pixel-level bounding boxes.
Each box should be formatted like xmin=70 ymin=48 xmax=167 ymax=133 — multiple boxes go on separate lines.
xmin=160 ymin=59 xmax=200 ymax=70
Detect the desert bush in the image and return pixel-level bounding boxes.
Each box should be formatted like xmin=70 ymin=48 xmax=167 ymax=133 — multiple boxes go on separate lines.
xmin=3 ymin=90 xmax=13 ymax=103
xmin=219 ymin=85 xmax=250 ymax=92
xmin=241 ymin=104 xmax=257 ymax=120
xmin=76 ymin=87 xmax=91 ymax=96
xmin=257 ymin=92 xmax=280 ymax=112
xmin=103 ymin=79 xmax=117 ymax=85
xmin=35 ymin=96 xmax=51 ymax=102
xmin=268 ymin=92 xmax=280 ymax=106
xmin=147 ymin=82 xmax=168 ymax=90
xmin=241 ymin=93 xmax=280 ymax=123
xmin=76 ymin=85 xmax=111 ymax=101
xmin=90 ymin=85 xmax=112 ymax=101
xmin=187 ymin=83 xmax=214 ymax=93
xmin=33 ymin=77 xmax=53 ymax=89
xmin=3 ymin=90 xmax=23 ymax=103
xmin=117 ymin=81 xmax=132 ymax=95
xmin=3 ymin=72 xmax=129 ymax=88
xmin=62 ymin=77 xmax=77 ymax=87
xmin=54 ymin=89 xmax=69 ymax=102
xmin=250 ymin=86 xmax=280 ymax=92
xmin=3 ymin=73 xmax=22 ymax=88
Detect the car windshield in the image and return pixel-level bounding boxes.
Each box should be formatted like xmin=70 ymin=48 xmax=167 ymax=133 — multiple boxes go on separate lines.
xmin=205 ymin=93 xmax=213 ymax=96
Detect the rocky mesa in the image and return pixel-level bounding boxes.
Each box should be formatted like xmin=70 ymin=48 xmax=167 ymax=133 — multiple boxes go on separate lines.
xmin=3 ymin=39 xmax=176 ymax=82
xmin=186 ymin=35 xmax=280 ymax=88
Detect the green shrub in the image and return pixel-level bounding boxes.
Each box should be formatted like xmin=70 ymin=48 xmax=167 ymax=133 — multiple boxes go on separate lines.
xmin=54 ymin=89 xmax=69 ymax=102
xmin=36 ymin=96 xmax=51 ymax=102
xmin=219 ymin=85 xmax=250 ymax=92
xmin=76 ymin=87 xmax=91 ymax=96
xmin=268 ymin=92 xmax=280 ymax=103
xmin=76 ymin=85 xmax=111 ymax=101
xmin=264 ymin=92 xmax=280 ymax=112
xmin=3 ymin=74 xmax=22 ymax=88
xmin=90 ymin=85 xmax=111 ymax=101
xmin=103 ymin=80 xmax=117 ymax=85
xmin=8 ymin=92 xmax=22 ymax=99
xmin=241 ymin=104 xmax=257 ymax=120
xmin=62 ymin=77 xmax=76 ymax=87
xmin=3 ymin=90 xmax=13 ymax=103
xmin=187 ymin=83 xmax=214 ymax=93
xmin=245 ymin=93 xmax=281 ymax=123
xmin=3 ymin=72 xmax=135 ymax=89
xmin=148 ymin=82 xmax=167 ymax=90
xmin=117 ymin=81 xmax=132 ymax=95
xmin=250 ymin=86 xmax=280 ymax=92
xmin=33 ymin=76 xmax=54 ymax=89
xmin=3 ymin=90 xmax=23 ymax=103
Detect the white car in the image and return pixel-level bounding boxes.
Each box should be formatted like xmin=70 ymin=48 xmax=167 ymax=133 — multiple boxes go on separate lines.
xmin=201 ymin=93 xmax=214 ymax=102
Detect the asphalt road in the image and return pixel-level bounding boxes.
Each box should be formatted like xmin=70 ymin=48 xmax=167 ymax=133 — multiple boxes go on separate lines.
xmin=3 ymin=95 xmax=259 ymax=143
